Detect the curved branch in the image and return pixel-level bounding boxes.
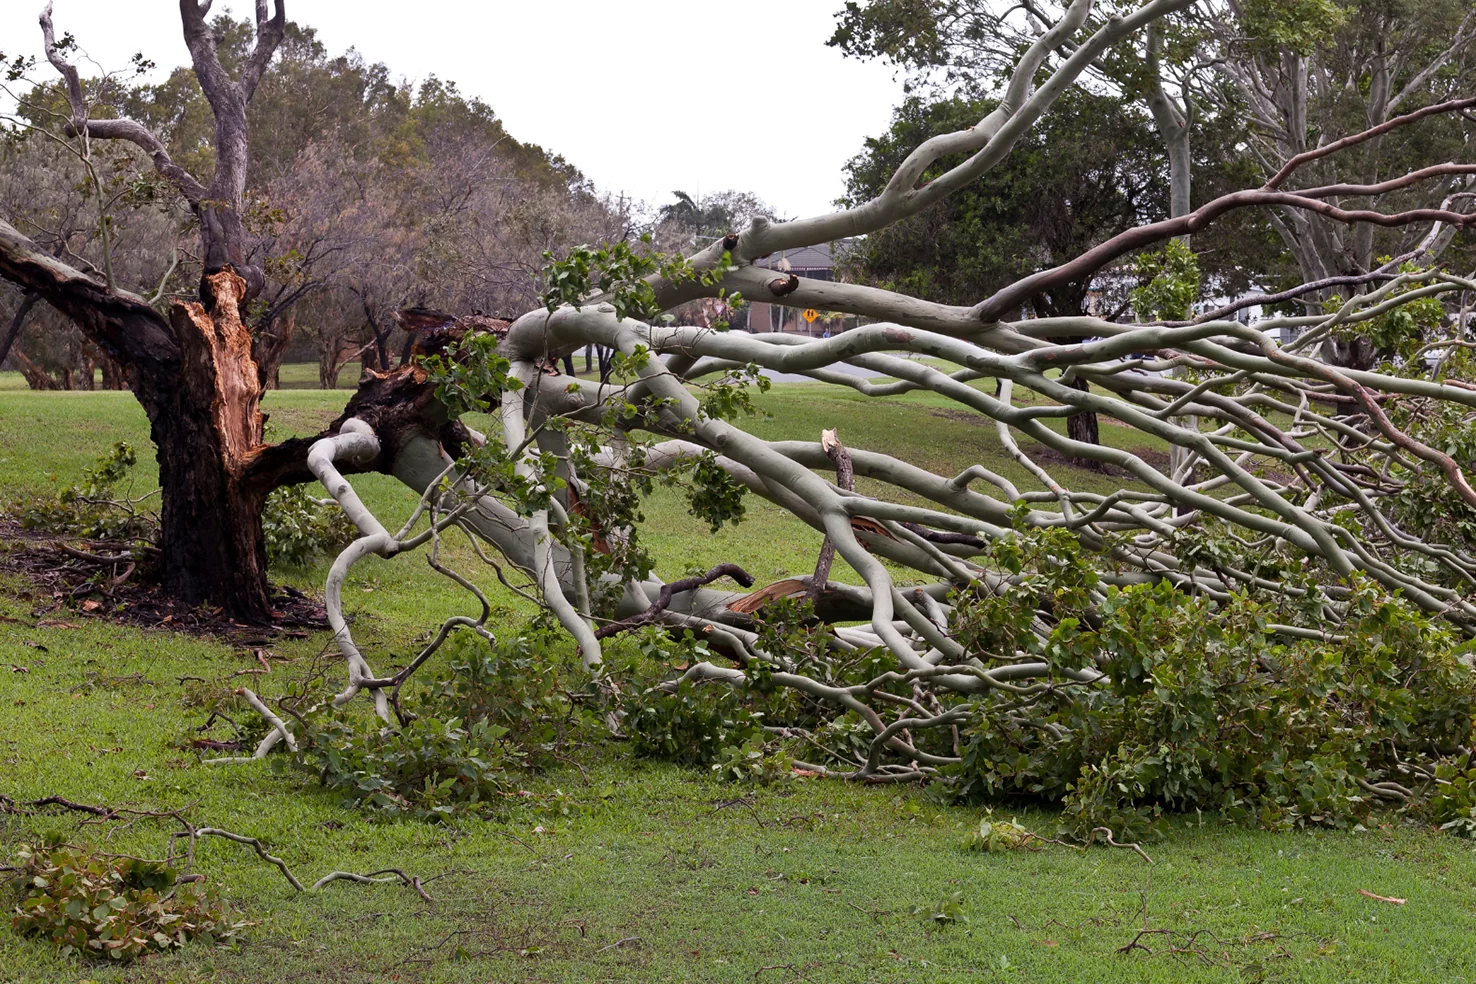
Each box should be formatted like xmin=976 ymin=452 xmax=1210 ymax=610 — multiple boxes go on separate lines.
xmin=38 ymin=3 xmax=207 ymax=204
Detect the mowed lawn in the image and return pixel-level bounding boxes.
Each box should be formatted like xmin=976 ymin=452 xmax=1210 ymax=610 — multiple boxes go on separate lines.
xmin=1 ymin=369 xmax=1475 ymax=983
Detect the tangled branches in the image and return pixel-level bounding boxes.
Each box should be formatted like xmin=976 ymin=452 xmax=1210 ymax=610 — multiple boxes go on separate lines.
xmin=209 ymin=0 xmax=1476 ymax=834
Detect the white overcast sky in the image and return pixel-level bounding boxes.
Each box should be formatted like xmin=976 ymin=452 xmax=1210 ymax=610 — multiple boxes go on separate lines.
xmin=1 ymin=1 xmax=908 ymax=218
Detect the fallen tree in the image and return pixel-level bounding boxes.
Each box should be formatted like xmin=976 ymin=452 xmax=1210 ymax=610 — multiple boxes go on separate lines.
xmin=199 ymin=0 xmax=1476 ymax=823
xmin=8 ymin=0 xmax=1476 ymax=825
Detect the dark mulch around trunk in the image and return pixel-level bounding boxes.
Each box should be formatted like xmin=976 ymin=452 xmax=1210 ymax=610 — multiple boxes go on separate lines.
xmin=0 ymin=519 xmax=326 ymax=642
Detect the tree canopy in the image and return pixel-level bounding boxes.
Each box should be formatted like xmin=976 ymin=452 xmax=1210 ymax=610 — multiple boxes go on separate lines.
xmin=841 ymin=88 xmax=1167 ymax=317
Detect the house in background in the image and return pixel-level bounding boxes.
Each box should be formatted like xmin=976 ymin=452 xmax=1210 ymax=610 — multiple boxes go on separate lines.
xmin=744 ymin=241 xmax=857 ymax=335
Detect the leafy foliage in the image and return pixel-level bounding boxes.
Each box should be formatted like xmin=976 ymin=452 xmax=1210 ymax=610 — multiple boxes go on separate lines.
xmin=420 ymin=331 xmax=519 ymax=419
xmin=683 ymin=452 xmax=748 ymax=533
xmin=540 ymin=235 xmax=741 ymax=327
xmin=1130 ymin=238 xmax=1201 ymax=322
xmin=911 ymin=890 xmax=968 ymax=927
xmin=944 ymin=525 xmax=1476 ymax=839
xmin=963 ymin=812 xmax=1039 ymax=853
xmin=278 ymin=628 xmax=600 ymax=819
xmin=261 ymin=484 xmax=357 ymax=567
xmin=1238 ymin=0 xmax=1346 ymax=55
xmin=7 ymin=843 xmax=245 ymax=962
xmin=284 ymin=709 xmax=519 ymax=821
xmin=623 ymin=674 xmax=766 ymax=768
xmin=586 ymin=512 xmax=1476 ymax=839
xmin=12 ymin=441 xmax=156 ymax=542
xmin=419 ymin=627 xmax=602 ymax=773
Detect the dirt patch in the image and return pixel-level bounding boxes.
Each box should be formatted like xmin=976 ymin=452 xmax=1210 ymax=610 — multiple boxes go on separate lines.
xmin=0 ymin=519 xmax=325 ymax=641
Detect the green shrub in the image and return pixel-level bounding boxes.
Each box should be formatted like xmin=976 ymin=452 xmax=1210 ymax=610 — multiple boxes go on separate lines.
xmin=948 ymin=575 xmax=1476 ymax=838
xmin=261 ymin=484 xmax=357 ymax=567
xmin=623 ymin=673 xmax=766 ymax=768
xmin=7 ymin=843 xmax=246 ymax=961
xmin=279 ymin=628 xmax=601 ymax=819
xmin=417 ymin=628 xmax=601 ymax=772
xmin=284 ymin=710 xmax=519 ymax=821
xmin=1427 ymin=756 xmax=1476 ymax=837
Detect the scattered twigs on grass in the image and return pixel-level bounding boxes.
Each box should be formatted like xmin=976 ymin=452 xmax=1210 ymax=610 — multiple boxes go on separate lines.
xmin=708 ymin=794 xmax=767 ymax=828
xmin=312 ymin=868 xmax=433 ymax=902
xmin=394 ymin=919 xmax=570 ymax=966
xmin=1115 ymin=927 xmax=1291 ymax=968
xmin=498 ymin=831 xmax=541 ymax=856
xmin=597 ymin=936 xmax=642 ymax=952
xmin=1 ymin=793 xmax=185 ymax=824
xmin=190 ymin=826 xmax=441 ymax=902
xmin=180 ymin=826 xmax=307 ymax=891
xmin=1090 ymin=826 xmax=1154 ymax=865
xmin=3 ymin=791 xmax=436 ymax=902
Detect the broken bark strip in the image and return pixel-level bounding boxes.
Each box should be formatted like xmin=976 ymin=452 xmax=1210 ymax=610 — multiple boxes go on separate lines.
xmin=808 ymin=429 xmax=854 ymax=603
xmin=173 ymin=271 xmax=265 ymax=472
xmin=727 ymin=578 xmax=809 ymax=615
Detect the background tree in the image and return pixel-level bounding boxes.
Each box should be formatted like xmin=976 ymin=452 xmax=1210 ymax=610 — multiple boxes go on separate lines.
xmin=1208 ymin=0 xmax=1476 ymax=365
xmin=657 ymin=190 xmax=774 ymax=248
xmin=832 ymin=0 xmax=1476 ymax=353
xmin=840 ymin=87 xmax=1167 ymax=460
xmin=0 ymin=1 xmax=298 ymax=621
xmin=0 ymin=2 xmax=631 ymax=620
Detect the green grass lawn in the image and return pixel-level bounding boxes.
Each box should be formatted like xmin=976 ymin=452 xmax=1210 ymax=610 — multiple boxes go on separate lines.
xmin=2 ymin=371 xmax=1475 ymax=983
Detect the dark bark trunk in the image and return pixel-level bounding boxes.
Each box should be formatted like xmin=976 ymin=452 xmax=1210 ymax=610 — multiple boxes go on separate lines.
xmin=77 ymin=344 xmax=98 ymax=390
xmin=148 ymin=271 xmax=274 ymax=621
xmin=1324 ymin=334 xmax=1379 ymax=371
xmin=252 ymin=311 xmax=295 ymax=389
xmin=150 ymin=391 xmax=274 ymax=621
xmin=99 ymin=354 xmax=127 ymax=389
xmin=364 ymin=311 xmax=393 ymax=372
xmin=1035 ymin=294 xmax=1104 ymax=470
xmin=0 ymin=291 xmax=37 ymax=368
xmin=8 ymin=343 xmax=63 ymax=390
xmin=1066 ymin=374 xmax=1104 ymax=471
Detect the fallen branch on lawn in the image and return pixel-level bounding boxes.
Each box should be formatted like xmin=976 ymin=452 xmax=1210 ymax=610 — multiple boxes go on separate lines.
xmin=2 ymin=792 xmax=435 ymax=901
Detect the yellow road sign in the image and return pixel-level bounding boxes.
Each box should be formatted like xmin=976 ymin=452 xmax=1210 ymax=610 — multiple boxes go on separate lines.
xmin=802 ymin=308 xmax=819 ymax=323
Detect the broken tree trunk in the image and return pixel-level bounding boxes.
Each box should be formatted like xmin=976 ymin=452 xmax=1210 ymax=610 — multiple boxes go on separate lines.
xmin=155 ymin=270 xmax=275 ymax=620
xmin=808 ymin=428 xmax=855 ymax=603
xmin=0 ymin=219 xmax=281 ymax=620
